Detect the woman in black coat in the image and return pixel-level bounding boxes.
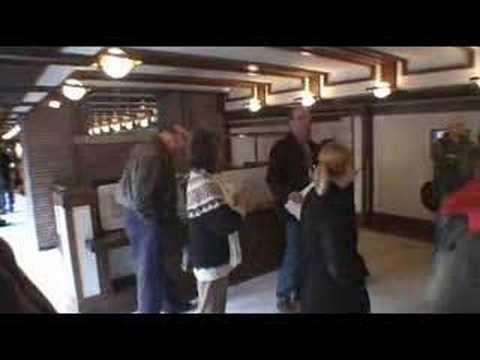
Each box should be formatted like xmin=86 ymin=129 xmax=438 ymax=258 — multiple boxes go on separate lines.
xmin=300 ymin=142 xmax=370 ymax=313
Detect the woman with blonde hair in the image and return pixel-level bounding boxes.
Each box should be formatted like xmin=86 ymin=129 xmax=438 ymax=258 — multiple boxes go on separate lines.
xmin=300 ymin=142 xmax=370 ymax=313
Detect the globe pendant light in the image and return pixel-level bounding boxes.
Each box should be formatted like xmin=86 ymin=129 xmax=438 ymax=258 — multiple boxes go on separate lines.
xmin=248 ymin=86 xmax=262 ymax=112
xmin=62 ymin=79 xmax=87 ymax=101
xmin=98 ymin=48 xmax=142 ymax=79
xmin=369 ymin=82 xmax=392 ymax=99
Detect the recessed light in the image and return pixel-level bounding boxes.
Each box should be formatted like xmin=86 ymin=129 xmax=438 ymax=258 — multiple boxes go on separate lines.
xmin=48 ymin=100 xmax=62 ymax=109
xmin=300 ymin=51 xmax=313 ymax=57
xmin=247 ymin=64 xmax=259 ymax=72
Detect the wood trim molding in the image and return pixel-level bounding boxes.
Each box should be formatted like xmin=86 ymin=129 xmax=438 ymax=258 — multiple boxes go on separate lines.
xmin=323 ymin=66 xmax=376 ymax=86
xmin=73 ymin=70 xmax=266 ymax=90
xmin=401 ymin=48 xmax=475 ymax=76
xmin=363 ymin=212 xmax=434 ymax=243
xmin=126 ymin=48 xmax=319 ymax=80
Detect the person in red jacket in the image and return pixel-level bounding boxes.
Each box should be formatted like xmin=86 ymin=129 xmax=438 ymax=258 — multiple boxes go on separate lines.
xmin=429 ymin=147 xmax=480 ymax=312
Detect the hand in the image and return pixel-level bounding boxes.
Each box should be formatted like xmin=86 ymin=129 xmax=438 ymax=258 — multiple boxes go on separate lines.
xmin=234 ymin=190 xmax=250 ymax=216
xmin=288 ymin=192 xmax=304 ymax=204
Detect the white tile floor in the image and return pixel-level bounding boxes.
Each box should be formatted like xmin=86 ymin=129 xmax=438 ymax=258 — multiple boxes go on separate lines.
xmin=225 ymin=230 xmax=434 ymax=314
xmin=1 ymin=195 xmax=435 ymax=313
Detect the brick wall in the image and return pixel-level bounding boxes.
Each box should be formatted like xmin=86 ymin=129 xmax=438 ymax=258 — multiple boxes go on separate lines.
xmin=21 ymin=91 xmax=226 ymax=250
xmin=74 ymin=92 xmax=226 ymax=181
xmin=75 ymin=142 xmax=137 ymax=184
xmin=22 ymin=101 xmax=81 ymax=250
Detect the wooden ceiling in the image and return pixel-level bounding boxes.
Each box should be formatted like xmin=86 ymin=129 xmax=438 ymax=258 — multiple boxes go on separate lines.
xmin=0 ymin=46 xmax=478 ymax=134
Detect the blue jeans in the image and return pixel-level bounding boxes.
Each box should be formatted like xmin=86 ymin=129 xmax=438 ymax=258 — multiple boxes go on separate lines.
xmin=124 ymin=209 xmax=179 ymax=313
xmin=277 ymin=217 xmax=302 ymax=302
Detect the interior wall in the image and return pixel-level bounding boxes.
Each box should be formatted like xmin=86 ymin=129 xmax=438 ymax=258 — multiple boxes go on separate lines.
xmin=229 ymin=116 xmax=355 ymax=167
xmin=374 ymin=111 xmax=480 ymax=221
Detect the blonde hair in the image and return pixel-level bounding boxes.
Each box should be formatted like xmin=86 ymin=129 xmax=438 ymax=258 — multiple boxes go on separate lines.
xmin=314 ymin=142 xmax=353 ymax=196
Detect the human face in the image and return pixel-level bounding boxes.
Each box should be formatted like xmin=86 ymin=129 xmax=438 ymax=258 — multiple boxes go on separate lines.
xmin=290 ymin=107 xmax=312 ymax=143
xmin=334 ymin=163 xmax=357 ymax=189
xmin=159 ymin=125 xmax=190 ymax=156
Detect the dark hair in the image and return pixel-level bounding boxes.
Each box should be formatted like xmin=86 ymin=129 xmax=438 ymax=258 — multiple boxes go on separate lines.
xmin=190 ymin=128 xmax=220 ymax=173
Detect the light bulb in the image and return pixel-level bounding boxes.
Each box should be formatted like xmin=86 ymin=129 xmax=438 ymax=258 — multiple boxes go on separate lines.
xmin=150 ymin=115 xmax=158 ymax=124
xmin=248 ymin=98 xmax=262 ymax=112
xmin=99 ymin=47 xmax=141 ymax=79
xmin=101 ymin=120 xmax=111 ymax=133
xmin=301 ymin=91 xmax=316 ymax=107
xmin=110 ymin=114 xmax=121 ymax=133
xmin=93 ymin=125 xmax=101 ymax=135
xmin=140 ymin=117 xmax=149 ymax=128
xmin=14 ymin=143 xmax=23 ymax=158
xmin=123 ymin=116 xmax=133 ymax=131
xmin=62 ymin=79 xmax=87 ymax=101
xmin=2 ymin=125 xmax=21 ymax=140
xmin=372 ymin=82 xmax=392 ymax=99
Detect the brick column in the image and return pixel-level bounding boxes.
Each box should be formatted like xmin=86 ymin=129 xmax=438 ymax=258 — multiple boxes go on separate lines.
xmin=22 ymin=100 xmax=81 ymax=250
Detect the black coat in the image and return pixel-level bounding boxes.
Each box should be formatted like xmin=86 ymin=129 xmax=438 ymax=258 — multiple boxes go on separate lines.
xmin=0 ymin=238 xmax=56 ymax=313
xmin=300 ymin=183 xmax=370 ymax=313
xmin=266 ymin=133 xmax=318 ymax=220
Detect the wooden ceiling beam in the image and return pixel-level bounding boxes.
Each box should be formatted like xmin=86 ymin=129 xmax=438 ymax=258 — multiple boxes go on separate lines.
xmin=0 ymin=47 xmax=322 ymax=80
xmin=73 ymin=70 xmax=266 ymax=89
xmin=0 ymin=48 xmax=93 ymax=67
xmin=125 ymin=48 xmax=322 ymax=79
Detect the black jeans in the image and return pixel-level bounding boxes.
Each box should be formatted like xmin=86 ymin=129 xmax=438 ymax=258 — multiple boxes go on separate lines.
xmin=124 ymin=209 xmax=180 ymax=313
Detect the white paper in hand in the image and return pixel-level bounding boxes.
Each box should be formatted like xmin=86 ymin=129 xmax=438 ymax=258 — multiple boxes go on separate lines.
xmin=284 ymin=182 xmax=315 ymax=221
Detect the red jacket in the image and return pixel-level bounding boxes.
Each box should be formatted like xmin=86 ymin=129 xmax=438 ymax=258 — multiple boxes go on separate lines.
xmin=441 ymin=180 xmax=480 ymax=234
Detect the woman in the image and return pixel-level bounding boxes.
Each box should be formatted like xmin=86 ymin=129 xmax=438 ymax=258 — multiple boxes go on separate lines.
xmin=186 ymin=129 xmax=248 ymax=313
xmin=300 ymin=142 xmax=370 ymax=313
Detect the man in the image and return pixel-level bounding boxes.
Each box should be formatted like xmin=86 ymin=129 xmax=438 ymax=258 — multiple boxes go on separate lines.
xmin=266 ymin=106 xmax=318 ymax=313
xmin=118 ymin=124 xmax=194 ymax=314
xmin=432 ymin=121 xmax=473 ymax=210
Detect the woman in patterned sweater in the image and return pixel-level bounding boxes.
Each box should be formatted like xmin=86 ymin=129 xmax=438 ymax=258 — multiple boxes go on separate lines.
xmin=186 ymin=129 xmax=249 ymax=313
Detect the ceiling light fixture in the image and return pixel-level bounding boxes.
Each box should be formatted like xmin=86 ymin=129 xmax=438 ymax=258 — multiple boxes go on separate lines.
xmin=294 ymin=77 xmax=318 ymax=107
xmin=48 ymin=100 xmax=62 ymax=109
xmin=110 ymin=113 xmax=121 ymax=133
xmin=14 ymin=143 xmax=23 ymax=158
xmin=101 ymin=116 xmax=111 ymax=134
xmin=300 ymin=51 xmax=313 ymax=57
xmin=2 ymin=125 xmax=21 ymax=140
xmin=247 ymin=64 xmax=259 ymax=72
xmin=367 ymin=82 xmax=392 ymax=99
xmin=248 ymin=86 xmax=262 ymax=113
xmin=62 ymin=79 xmax=88 ymax=101
xmin=97 ymin=47 xmax=142 ymax=79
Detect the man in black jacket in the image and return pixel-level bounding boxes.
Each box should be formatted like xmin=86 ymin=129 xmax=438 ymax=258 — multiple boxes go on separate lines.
xmin=266 ymin=106 xmax=318 ymax=313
